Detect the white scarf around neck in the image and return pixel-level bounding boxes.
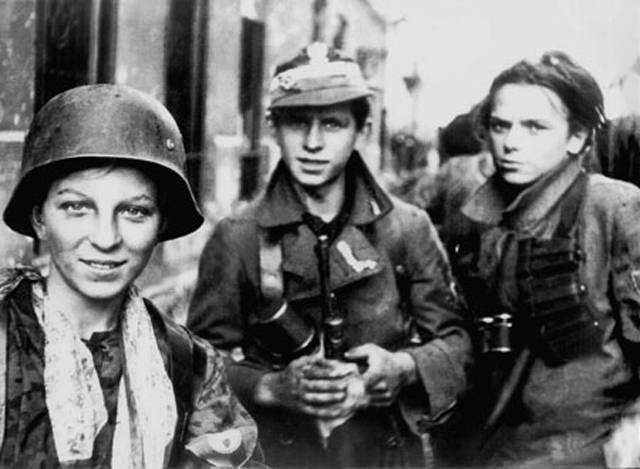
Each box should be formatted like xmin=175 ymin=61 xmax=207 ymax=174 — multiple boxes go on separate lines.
xmin=32 ymin=282 xmax=177 ymax=468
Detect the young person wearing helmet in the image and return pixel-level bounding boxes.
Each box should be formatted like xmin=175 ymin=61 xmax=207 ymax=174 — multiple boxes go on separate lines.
xmin=187 ymin=43 xmax=472 ymax=467
xmin=449 ymin=51 xmax=640 ymax=466
xmin=0 ymin=85 xmax=258 ymax=468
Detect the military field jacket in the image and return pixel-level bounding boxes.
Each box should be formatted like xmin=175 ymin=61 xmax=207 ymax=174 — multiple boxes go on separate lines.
xmin=459 ymin=159 xmax=640 ymax=466
xmin=188 ymin=153 xmax=472 ymax=466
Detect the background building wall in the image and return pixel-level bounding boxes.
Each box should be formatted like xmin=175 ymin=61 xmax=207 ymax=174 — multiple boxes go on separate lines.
xmin=0 ymin=0 xmax=36 ymax=267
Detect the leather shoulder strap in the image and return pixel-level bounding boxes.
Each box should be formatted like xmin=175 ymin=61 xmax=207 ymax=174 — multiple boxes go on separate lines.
xmin=258 ymin=229 xmax=284 ymax=302
xmin=554 ymin=170 xmax=588 ymax=238
xmin=145 ymin=299 xmax=209 ymax=465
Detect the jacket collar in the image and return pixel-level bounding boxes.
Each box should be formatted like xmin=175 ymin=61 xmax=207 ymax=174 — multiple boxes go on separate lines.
xmin=462 ymin=157 xmax=583 ymax=230
xmin=256 ymin=151 xmax=393 ymax=229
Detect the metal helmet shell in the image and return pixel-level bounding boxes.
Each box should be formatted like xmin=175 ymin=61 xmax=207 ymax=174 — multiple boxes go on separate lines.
xmin=3 ymin=84 xmax=203 ymax=241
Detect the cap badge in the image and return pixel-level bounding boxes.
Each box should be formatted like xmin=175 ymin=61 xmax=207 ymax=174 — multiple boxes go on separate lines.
xmin=275 ymin=72 xmax=296 ymax=90
xmin=306 ymin=42 xmax=330 ymax=66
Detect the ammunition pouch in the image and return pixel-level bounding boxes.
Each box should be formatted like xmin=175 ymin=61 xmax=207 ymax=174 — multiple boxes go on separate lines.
xmin=250 ymin=302 xmax=319 ymax=361
xmin=517 ymin=236 xmax=605 ymax=365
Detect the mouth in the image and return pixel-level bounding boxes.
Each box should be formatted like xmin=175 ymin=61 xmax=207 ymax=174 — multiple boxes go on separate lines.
xmin=296 ymin=158 xmax=329 ymax=175
xmin=80 ymin=259 xmax=127 ymax=272
xmin=297 ymin=157 xmax=329 ymax=166
xmin=497 ymin=159 xmax=522 ymax=169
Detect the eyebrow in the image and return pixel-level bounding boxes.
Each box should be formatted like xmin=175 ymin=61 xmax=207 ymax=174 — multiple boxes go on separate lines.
xmin=55 ymin=188 xmax=88 ymax=197
xmin=124 ymin=195 xmax=156 ymax=203
xmin=489 ymin=116 xmax=511 ymax=123
xmin=55 ymin=189 xmax=155 ymax=202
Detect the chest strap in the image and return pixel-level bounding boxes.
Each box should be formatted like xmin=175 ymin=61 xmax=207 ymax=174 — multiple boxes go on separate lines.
xmin=255 ymin=230 xmax=317 ymax=360
xmin=258 ymin=230 xmax=284 ymax=303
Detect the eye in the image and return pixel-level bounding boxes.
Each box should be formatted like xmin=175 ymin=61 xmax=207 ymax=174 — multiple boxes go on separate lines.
xmin=282 ymin=115 xmax=310 ymax=130
xmin=120 ymin=205 xmax=155 ymax=221
xmin=523 ymin=122 xmax=547 ymax=135
xmin=489 ymin=120 xmax=510 ymax=134
xmin=322 ymin=120 xmax=341 ymax=131
xmin=60 ymin=201 xmax=92 ymax=216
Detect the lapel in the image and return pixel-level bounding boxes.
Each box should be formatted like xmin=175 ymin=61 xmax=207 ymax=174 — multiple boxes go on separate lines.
xmin=462 ymin=158 xmax=583 ymax=232
xmin=257 ymin=151 xmax=392 ymax=302
xmin=281 ymin=223 xmax=383 ymax=301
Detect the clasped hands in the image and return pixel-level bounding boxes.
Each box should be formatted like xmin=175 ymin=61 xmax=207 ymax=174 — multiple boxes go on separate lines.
xmin=258 ymin=343 xmax=417 ymax=418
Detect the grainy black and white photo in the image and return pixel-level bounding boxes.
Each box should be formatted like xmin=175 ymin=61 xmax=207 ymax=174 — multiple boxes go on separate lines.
xmin=0 ymin=0 xmax=638 ymax=467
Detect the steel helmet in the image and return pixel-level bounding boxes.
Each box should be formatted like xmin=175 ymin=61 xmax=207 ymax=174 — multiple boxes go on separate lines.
xmin=3 ymin=84 xmax=203 ymax=241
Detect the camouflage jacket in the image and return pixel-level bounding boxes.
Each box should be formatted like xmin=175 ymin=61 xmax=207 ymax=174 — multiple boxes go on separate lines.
xmin=0 ymin=268 xmax=258 ymax=468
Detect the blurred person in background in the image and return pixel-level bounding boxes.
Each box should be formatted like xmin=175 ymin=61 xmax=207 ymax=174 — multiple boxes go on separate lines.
xmin=187 ymin=42 xmax=472 ymax=468
xmin=449 ymin=51 xmax=640 ymax=467
xmin=0 ymin=85 xmax=258 ymax=468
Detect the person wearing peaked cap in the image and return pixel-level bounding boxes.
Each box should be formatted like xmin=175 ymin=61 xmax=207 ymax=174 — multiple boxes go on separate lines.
xmin=188 ymin=42 xmax=472 ymax=467
xmin=0 ymin=84 xmax=259 ymax=468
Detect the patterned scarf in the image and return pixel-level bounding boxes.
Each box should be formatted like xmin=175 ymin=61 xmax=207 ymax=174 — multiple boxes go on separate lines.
xmin=31 ymin=281 xmax=177 ymax=468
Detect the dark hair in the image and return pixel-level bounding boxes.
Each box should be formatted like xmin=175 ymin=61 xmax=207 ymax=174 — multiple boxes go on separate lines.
xmin=269 ymin=97 xmax=371 ymax=131
xmin=439 ymin=103 xmax=484 ymax=158
xmin=477 ymin=51 xmax=605 ymax=144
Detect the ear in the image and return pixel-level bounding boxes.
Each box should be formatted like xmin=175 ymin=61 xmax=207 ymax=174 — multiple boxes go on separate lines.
xmin=356 ymin=119 xmax=373 ymax=146
xmin=31 ymin=205 xmax=47 ymax=241
xmin=567 ymin=127 xmax=589 ymax=155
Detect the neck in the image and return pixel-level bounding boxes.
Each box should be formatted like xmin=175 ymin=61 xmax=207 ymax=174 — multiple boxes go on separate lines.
xmin=294 ymin=172 xmax=346 ymax=222
xmin=46 ymin=268 xmax=122 ymax=339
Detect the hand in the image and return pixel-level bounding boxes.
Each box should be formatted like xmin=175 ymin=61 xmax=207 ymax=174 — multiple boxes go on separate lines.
xmin=344 ymin=344 xmax=417 ymax=407
xmin=256 ymin=355 xmax=367 ymax=418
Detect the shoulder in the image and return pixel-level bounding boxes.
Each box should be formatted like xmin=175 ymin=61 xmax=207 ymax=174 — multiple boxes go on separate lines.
xmin=385 ymin=194 xmax=436 ymax=233
xmin=201 ymin=202 xmax=261 ymax=253
xmin=144 ymin=298 xmax=208 ymax=376
xmin=585 ymin=173 xmax=640 ymax=216
xmin=0 ymin=267 xmax=42 ymax=302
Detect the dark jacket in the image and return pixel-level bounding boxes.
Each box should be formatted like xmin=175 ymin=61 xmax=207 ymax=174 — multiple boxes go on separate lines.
xmin=453 ymin=159 xmax=640 ymax=467
xmin=188 ymin=153 xmax=472 ymax=467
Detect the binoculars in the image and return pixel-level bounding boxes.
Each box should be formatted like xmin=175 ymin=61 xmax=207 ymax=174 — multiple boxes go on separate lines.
xmin=477 ymin=313 xmax=513 ymax=354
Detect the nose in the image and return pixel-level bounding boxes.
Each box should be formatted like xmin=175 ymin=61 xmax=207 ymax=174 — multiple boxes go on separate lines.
xmin=303 ymin=119 xmax=324 ymax=153
xmin=503 ymin=126 xmax=524 ymax=154
xmin=88 ymin=214 xmax=122 ymax=251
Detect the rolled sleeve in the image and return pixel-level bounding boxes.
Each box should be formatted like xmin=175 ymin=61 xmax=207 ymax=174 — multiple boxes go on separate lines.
xmin=185 ymin=337 xmax=259 ymax=467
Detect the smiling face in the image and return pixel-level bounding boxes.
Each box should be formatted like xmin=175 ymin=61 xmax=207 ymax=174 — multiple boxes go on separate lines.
xmin=274 ymin=103 xmax=362 ymax=192
xmin=32 ymin=166 xmax=161 ymax=306
xmin=487 ymin=83 xmax=588 ymax=186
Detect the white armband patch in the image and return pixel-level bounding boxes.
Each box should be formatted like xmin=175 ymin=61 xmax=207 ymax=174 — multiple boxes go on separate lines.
xmin=185 ymin=428 xmax=244 ymax=466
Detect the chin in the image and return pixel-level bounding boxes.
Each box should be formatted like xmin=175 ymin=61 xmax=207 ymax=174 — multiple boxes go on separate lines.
xmin=500 ymin=171 xmax=536 ymax=186
xmin=294 ymin=175 xmax=328 ymax=189
xmin=76 ymin=280 xmax=129 ymax=303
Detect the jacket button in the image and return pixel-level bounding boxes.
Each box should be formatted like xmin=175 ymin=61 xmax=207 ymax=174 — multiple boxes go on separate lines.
xmin=384 ymin=434 xmax=404 ymax=448
xmin=279 ymin=433 xmax=294 ymax=445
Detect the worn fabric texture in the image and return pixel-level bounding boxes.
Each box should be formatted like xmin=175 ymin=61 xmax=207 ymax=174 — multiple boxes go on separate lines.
xmin=187 ymin=152 xmax=472 ymax=468
xmin=0 ymin=268 xmax=258 ymax=468
xmin=451 ymin=158 xmax=640 ymax=467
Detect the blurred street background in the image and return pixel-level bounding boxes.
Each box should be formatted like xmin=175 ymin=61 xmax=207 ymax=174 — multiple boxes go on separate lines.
xmin=0 ymin=0 xmax=638 ymax=321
